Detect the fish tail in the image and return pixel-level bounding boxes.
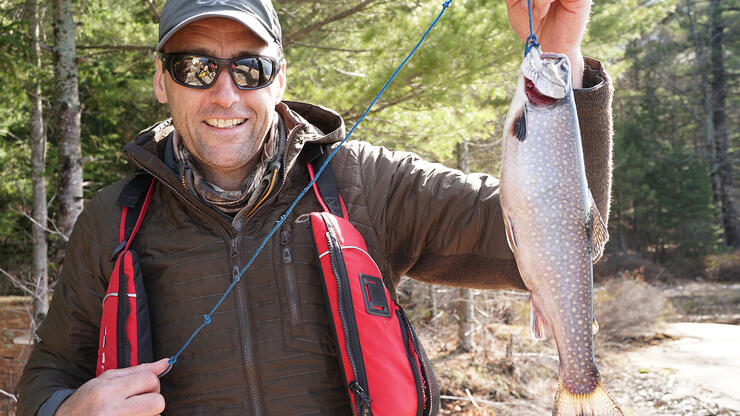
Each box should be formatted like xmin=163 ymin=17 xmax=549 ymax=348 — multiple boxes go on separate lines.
xmin=553 ymin=380 xmax=624 ymax=416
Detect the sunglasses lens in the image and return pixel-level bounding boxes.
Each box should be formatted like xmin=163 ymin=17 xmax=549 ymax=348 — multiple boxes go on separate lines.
xmin=233 ymin=57 xmax=275 ymax=89
xmin=171 ymin=55 xmax=217 ymax=88
xmin=165 ymin=54 xmax=278 ymax=90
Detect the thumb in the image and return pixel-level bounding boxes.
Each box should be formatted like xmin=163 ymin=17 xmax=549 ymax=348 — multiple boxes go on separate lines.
xmin=140 ymin=357 xmax=172 ymax=375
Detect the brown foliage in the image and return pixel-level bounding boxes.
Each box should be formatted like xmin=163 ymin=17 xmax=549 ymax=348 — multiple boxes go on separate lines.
xmin=594 ymin=276 xmax=667 ymax=341
xmin=594 ymin=251 xmax=675 ymax=282
xmin=703 ymin=251 xmax=740 ymax=281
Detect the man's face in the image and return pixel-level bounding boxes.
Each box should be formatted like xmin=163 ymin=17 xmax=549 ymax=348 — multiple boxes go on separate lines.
xmin=154 ymin=17 xmax=286 ymax=181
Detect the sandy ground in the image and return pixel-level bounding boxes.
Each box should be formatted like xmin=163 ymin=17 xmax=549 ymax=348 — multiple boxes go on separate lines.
xmin=612 ymin=322 xmax=740 ymax=415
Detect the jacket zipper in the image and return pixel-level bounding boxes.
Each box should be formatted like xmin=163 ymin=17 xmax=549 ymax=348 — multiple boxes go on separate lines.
xmin=117 ymin=252 xmax=131 ymax=369
xmin=324 ymin=215 xmax=371 ymax=416
xmin=128 ymin=162 xmax=266 ymax=414
xmin=232 ymin=242 xmax=264 ymax=416
xmin=238 ymin=125 xmax=302 ymax=228
xmin=280 ymin=229 xmax=302 ymax=333
xmin=128 ymin=125 xmax=315 ymax=416
xmin=129 ymin=163 xmax=235 ymax=239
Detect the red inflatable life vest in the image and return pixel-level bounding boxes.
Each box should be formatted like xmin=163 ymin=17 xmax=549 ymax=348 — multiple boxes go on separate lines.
xmin=96 ymin=146 xmax=440 ymax=415
xmin=96 ymin=173 xmax=156 ymax=376
xmin=306 ymin=146 xmax=439 ymax=416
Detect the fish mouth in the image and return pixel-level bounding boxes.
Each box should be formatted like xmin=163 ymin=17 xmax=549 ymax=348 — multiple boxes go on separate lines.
xmin=524 ymin=78 xmax=560 ymax=107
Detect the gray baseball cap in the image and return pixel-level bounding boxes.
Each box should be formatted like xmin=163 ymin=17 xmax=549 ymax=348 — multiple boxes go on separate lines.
xmin=156 ymin=0 xmax=282 ymax=52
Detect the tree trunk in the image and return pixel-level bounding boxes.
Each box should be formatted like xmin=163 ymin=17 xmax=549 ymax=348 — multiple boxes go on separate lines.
xmin=709 ymin=0 xmax=739 ymax=248
xmin=53 ymin=0 xmax=82 ymax=238
xmin=685 ymin=0 xmax=721 ymax=207
xmin=456 ymin=140 xmax=474 ymax=352
xmin=28 ymin=0 xmax=49 ymax=326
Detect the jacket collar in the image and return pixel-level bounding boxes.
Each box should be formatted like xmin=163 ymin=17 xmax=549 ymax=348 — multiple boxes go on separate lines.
xmin=123 ymin=100 xmax=345 ymax=181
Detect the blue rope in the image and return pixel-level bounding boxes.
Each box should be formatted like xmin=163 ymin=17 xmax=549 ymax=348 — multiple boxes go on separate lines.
xmin=159 ymin=0 xmax=455 ymax=378
xmin=523 ymin=0 xmax=539 ymax=56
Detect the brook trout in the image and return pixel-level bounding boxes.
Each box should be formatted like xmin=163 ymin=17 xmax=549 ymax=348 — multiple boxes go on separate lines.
xmin=499 ymin=46 xmax=623 ymax=416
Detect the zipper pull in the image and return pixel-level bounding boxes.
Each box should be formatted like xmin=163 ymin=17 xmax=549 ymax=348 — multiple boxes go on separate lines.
xmin=281 ymin=230 xmax=292 ymax=264
xmin=230 ymin=238 xmax=238 ymax=258
xmin=232 ymin=265 xmax=240 ymax=282
xmin=349 ymin=380 xmax=372 ymax=415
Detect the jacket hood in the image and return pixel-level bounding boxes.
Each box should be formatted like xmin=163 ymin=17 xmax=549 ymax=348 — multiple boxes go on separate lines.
xmin=280 ymin=100 xmax=345 ymax=145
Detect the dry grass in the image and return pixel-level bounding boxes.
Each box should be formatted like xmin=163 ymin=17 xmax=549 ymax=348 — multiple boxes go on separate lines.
xmin=704 ymin=251 xmax=740 ymax=281
xmin=594 ymin=277 xmax=668 ymax=342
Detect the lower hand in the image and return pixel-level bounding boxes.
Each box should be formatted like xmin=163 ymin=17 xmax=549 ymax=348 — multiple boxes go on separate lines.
xmin=57 ymin=358 xmax=170 ymax=416
xmin=505 ymin=0 xmax=591 ymax=87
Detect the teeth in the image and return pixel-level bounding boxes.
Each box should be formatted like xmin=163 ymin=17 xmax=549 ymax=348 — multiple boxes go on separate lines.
xmin=205 ymin=118 xmax=245 ymax=128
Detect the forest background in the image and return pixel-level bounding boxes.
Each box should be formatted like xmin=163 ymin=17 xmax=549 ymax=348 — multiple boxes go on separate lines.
xmin=0 ymin=0 xmax=738 ymax=413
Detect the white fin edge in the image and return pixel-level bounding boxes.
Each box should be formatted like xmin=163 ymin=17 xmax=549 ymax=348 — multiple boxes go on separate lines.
xmin=530 ymin=298 xmax=553 ymax=341
xmin=504 ymin=214 xmax=518 ymax=254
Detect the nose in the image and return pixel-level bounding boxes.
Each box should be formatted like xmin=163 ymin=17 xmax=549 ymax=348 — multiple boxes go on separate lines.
xmin=209 ymin=66 xmax=240 ymax=108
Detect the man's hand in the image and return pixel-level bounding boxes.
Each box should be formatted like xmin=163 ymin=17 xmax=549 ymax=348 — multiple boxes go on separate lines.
xmin=506 ymin=0 xmax=591 ymax=88
xmin=57 ymin=358 xmax=170 ymax=416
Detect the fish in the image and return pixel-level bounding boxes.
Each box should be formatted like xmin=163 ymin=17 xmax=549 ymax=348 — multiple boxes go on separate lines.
xmin=499 ymin=46 xmax=623 ymax=416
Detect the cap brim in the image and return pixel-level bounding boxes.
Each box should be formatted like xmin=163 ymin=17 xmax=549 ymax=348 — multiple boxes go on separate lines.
xmin=156 ymin=10 xmax=274 ymax=52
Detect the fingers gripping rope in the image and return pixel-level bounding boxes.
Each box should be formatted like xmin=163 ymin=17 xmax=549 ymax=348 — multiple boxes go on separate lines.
xmin=157 ymin=0 xmax=456 ymax=378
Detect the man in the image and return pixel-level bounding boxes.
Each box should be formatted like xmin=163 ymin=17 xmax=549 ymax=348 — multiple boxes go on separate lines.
xmin=17 ymin=0 xmax=613 ymax=414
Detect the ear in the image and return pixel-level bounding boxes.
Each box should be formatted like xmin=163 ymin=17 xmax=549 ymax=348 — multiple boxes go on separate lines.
xmin=153 ymin=57 xmax=168 ymax=104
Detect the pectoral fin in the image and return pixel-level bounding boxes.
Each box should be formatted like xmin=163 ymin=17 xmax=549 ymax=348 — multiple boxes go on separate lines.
xmin=530 ymin=298 xmax=553 ymax=341
xmin=586 ymin=190 xmax=609 ymax=263
xmin=504 ymin=214 xmax=519 ymax=254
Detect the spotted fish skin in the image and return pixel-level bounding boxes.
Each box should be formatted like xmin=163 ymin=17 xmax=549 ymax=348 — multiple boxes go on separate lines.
xmin=499 ymin=47 xmax=622 ymax=416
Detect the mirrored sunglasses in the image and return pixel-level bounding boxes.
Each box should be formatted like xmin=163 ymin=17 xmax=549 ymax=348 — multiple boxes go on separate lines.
xmin=159 ymin=52 xmax=281 ymax=90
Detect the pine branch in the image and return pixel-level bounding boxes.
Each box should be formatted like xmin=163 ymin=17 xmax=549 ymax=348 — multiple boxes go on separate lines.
xmin=283 ymin=0 xmax=380 ymax=47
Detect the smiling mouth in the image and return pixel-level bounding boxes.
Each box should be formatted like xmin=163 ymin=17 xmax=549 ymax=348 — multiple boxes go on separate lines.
xmin=204 ymin=118 xmax=246 ymax=128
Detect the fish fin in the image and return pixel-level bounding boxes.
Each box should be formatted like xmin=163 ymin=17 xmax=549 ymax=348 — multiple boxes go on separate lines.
xmin=587 ymin=190 xmax=609 ymax=263
xmin=504 ymin=215 xmax=519 ymax=254
xmin=553 ymin=380 xmax=624 ymax=416
xmin=530 ymin=298 xmax=553 ymax=341
xmin=592 ymin=319 xmax=599 ymax=336
xmin=512 ymin=111 xmax=527 ymax=141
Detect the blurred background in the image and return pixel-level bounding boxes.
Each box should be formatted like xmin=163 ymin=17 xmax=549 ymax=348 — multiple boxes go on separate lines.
xmin=0 ymin=0 xmax=737 ymax=414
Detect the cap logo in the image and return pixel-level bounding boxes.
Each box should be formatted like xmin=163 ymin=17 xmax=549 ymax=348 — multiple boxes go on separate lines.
xmin=196 ymin=0 xmax=231 ymax=5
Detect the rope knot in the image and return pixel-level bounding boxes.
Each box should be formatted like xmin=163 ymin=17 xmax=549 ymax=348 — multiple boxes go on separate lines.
xmin=524 ymin=34 xmax=539 ymax=56
xmin=203 ymin=314 xmax=212 ymax=325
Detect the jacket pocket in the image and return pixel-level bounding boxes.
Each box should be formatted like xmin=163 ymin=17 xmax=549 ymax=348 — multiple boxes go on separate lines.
xmin=277 ymin=220 xmax=337 ymax=357
xmin=280 ymin=229 xmax=302 ymax=335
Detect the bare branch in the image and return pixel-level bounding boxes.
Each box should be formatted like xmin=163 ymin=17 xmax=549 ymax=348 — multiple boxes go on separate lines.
xmin=289 ymin=41 xmax=373 ymax=53
xmin=0 ymin=267 xmax=37 ymax=298
xmin=0 ymin=389 xmax=18 ymax=402
xmin=78 ymin=44 xmax=154 ymax=52
xmin=13 ymin=208 xmax=69 ymax=242
xmin=439 ymin=394 xmax=542 ymax=410
xmin=145 ymin=0 xmax=160 ymax=21
xmin=465 ymin=388 xmax=481 ymax=410
xmin=14 ymin=179 xmax=28 ymax=208
xmin=283 ymin=0 xmax=379 ymax=47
